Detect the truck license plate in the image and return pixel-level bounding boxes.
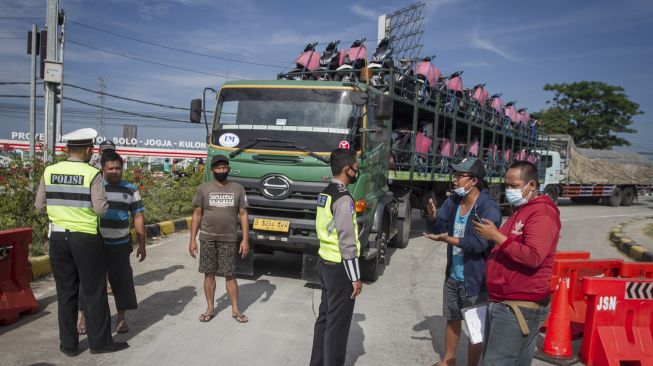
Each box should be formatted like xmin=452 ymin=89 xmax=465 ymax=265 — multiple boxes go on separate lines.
xmin=253 ymin=218 xmax=290 ymax=233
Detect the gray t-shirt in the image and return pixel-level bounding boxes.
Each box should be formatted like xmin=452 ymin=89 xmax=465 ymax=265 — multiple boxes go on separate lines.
xmin=192 ymin=180 xmax=248 ymax=242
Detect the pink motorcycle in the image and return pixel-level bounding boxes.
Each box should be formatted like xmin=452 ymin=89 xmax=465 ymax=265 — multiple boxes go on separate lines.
xmin=335 ymin=38 xmax=367 ymax=82
xmin=283 ymin=41 xmax=319 ymax=80
xmin=414 ymin=55 xmax=441 ymax=104
xmin=486 ymin=93 xmax=504 ymax=127
xmin=465 ymin=83 xmax=488 ymax=123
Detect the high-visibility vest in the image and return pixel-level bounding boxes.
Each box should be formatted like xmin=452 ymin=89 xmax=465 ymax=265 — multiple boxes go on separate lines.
xmin=315 ymin=183 xmax=360 ymax=262
xmin=44 ymin=161 xmax=101 ymax=234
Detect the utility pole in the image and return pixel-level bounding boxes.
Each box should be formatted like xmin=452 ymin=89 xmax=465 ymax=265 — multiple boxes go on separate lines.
xmin=55 ymin=9 xmax=66 ymax=143
xmin=97 ymin=77 xmax=106 ymax=138
xmin=43 ymin=0 xmax=59 ymax=162
xmin=29 ymin=24 xmax=38 ymax=161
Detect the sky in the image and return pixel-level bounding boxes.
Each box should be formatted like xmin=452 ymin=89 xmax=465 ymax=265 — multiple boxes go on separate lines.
xmin=1 ymin=0 xmax=652 ymax=154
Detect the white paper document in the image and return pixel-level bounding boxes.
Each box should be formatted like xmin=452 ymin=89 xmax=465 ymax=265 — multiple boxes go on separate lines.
xmin=462 ymin=303 xmax=487 ymax=344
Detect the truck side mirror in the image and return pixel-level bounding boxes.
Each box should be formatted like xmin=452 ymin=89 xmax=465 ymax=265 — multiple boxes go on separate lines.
xmin=190 ymin=99 xmax=202 ymax=123
xmin=369 ymin=126 xmax=389 ymax=143
xmin=349 ymin=91 xmax=368 ymax=106
xmin=374 ymin=94 xmax=393 ymax=122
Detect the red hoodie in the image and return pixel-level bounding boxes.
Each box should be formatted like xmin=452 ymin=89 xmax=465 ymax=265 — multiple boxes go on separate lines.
xmin=485 ymin=195 xmax=561 ymax=302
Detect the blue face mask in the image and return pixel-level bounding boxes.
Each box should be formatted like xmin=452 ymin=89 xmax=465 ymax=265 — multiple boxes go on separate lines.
xmin=453 ymin=180 xmax=473 ymax=197
xmin=505 ymin=181 xmax=533 ymax=206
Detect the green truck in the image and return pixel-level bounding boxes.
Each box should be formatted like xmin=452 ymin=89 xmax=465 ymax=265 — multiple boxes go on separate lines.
xmin=190 ymin=72 xmax=547 ymax=282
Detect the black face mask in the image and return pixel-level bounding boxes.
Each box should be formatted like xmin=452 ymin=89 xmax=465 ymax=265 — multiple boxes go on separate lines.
xmin=346 ymin=167 xmax=359 ymax=184
xmin=213 ymin=172 xmax=228 ymax=182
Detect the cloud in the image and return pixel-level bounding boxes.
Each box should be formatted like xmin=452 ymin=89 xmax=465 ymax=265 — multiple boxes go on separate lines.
xmin=350 ymin=4 xmax=378 ymax=20
xmin=137 ymin=3 xmax=171 ymax=20
xmin=470 ymin=27 xmax=524 ymax=64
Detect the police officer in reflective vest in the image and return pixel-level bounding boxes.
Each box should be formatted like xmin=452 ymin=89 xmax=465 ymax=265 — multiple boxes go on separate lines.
xmin=310 ymin=148 xmax=362 ymax=366
xmin=35 ymin=128 xmax=128 ymax=356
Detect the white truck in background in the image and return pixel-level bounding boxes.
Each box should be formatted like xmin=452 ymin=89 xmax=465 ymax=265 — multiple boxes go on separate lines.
xmin=538 ymin=135 xmax=653 ymax=206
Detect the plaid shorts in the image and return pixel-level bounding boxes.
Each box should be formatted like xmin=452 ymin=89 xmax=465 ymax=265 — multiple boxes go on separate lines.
xmin=443 ymin=276 xmax=487 ymax=320
xmin=198 ymin=240 xmax=237 ymax=276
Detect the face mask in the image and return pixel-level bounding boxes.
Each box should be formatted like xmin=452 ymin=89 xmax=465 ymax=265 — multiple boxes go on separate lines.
xmin=213 ymin=172 xmax=228 ymax=182
xmin=506 ymin=181 xmax=533 ymax=206
xmin=453 ymin=180 xmax=473 ymax=197
xmin=346 ymin=167 xmax=359 ymax=184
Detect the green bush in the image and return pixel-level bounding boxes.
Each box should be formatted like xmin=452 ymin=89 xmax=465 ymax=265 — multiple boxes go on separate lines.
xmin=0 ymin=151 xmax=204 ymax=256
xmin=0 ymin=154 xmax=51 ymax=256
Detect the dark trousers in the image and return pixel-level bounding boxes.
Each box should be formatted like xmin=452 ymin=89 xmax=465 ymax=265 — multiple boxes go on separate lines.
xmin=309 ymin=261 xmax=356 ymax=366
xmin=80 ymin=245 xmax=137 ymax=311
xmin=49 ymin=230 xmax=113 ymax=350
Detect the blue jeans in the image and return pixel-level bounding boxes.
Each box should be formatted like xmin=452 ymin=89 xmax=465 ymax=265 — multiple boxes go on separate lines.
xmin=481 ymin=301 xmax=550 ymax=366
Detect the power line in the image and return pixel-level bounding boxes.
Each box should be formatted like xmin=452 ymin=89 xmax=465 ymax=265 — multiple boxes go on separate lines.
xmin=69 ymin=20 xmax=288 ymax=69
xmin=68 ymin=39 xmax=241 ymax=79
xmin=63 ymin=96 xmax=195 ymax=124
xmin=64 ymin=83 xmax=188 ymax=110
xmin=1 ymin=81 xmax=212 ymax=113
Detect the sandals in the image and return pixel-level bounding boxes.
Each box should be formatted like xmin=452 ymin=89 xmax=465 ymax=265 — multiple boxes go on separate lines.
xmin=77 ymin=324 xmax=86 ymax=335
xmin=199 ymin=313 xmax=216 ymax=322
xmin=232 ymin=313 xmax=249 ymax=323
xmin=116 ymin=321 xmax=129 ymax=334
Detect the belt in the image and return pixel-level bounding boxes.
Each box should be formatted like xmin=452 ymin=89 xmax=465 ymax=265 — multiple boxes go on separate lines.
xmin=499 ymin=300 xmax=544 ymax=336
xmin=320 ymin=259 xmax=339 ymax=266
xmin=49 ymin=223 xmax=69 ymax=233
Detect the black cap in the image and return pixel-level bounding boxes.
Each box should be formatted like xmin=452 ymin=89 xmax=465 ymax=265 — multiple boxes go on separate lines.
xmin=210 ymin=155 xmax=229 ymax=166
xmin=99 ymin=140 xmax=116 ymax=152
xmin=450 ymin=157 xmax=485 ymax=179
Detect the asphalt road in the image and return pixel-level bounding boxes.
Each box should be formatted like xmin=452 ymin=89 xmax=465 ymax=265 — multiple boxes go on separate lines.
xmin=2 ymin=197 xmax=652 ymax=366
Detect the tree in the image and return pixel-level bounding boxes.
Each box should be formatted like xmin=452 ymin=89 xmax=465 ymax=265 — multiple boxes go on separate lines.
xmin=535 ymin=81 xmax=642 ymax=149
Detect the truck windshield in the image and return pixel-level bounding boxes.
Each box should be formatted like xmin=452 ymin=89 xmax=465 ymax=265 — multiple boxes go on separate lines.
xmin=212 ymin=88 xmax=356 ymax=152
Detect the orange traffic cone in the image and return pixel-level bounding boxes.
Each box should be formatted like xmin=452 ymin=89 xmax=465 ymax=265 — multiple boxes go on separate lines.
xmin=534 ymin=278 xmax=579 ymax=365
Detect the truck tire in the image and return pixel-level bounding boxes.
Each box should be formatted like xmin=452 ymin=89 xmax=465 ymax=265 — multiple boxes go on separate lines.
xmin=608 ymin=187 xmax=622 ymax=207
xmin=361 ymin=223 xmax=387 ymax=282
xmin=570 ymin=197 xmax=600 ymax=204
xmin=390 ymin=198 xmax=411 ymax=249
xmin=544 ymin=186 xmax=559 ymax=205
xmin=621 ymin=187 xmax=635 ymax=206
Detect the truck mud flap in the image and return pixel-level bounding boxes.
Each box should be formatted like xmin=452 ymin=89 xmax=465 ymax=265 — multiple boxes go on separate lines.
xmin=302 ymin=253 xmax=320 ymax=283
xmin=235 ymin=252 xmax=254 ymax=276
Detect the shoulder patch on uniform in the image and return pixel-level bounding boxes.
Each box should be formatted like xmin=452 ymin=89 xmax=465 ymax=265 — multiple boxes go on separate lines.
xmin=317 ymin=195 xmax=327 ymax=207
xmin=349 ymin=200 xmax=355 ymax=215
xmin=336 ymin=184 xmax=348 ymax=192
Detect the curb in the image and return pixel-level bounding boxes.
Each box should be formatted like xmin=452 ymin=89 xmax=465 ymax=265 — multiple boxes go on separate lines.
xmin=609 ymin=220 xmax=653 ymax=262
xmin=29 ymin=216 xmax=192 ymax=280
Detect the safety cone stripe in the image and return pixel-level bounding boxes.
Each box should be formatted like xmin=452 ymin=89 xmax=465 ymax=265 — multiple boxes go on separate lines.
xmin=625 ymin=282 xmax=653 ymax=300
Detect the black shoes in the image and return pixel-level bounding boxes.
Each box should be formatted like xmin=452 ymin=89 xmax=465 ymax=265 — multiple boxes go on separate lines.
xmin=89 ymin=341 xmax=129 ymax=354
xmin=60 ymin=344 xmax=79 ymax=357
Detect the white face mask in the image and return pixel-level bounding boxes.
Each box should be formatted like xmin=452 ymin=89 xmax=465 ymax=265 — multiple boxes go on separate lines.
xmin=453 ymin=180 xmax=473 ymax=197
xmin=505 ymin=181 xmax=534 ymax=206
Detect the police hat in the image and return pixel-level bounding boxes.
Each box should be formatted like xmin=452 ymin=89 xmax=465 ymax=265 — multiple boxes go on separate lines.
xmin=99 ymin=140 xmax=116 ymax=152
xmin=61 ymin=128 xmax=97 ymax=147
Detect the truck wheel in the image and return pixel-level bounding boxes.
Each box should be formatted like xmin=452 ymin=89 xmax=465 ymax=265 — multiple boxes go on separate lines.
xmin=544 ymin=186 xmax=559 ymax=205
xmin=608 ymin=187 xmax=622 ymax=207
xmin=361 ymin=221 xmax=388 ymax=282
xmin=390 ymin=198 xmax=411 ymax=249
xmin=621 ymin=187 xmax=635 ymax=206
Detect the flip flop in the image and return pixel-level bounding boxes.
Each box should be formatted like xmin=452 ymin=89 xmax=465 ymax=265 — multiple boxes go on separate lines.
xmin=199 ymin=313 xmax=215 ymax=322
xmin=116 ymin=321 xmax=129 ymax=334
xmin=232 ymin=314 xmax=249 ymax=323
xmin=77 ymin=324 xmax=86 ymax=335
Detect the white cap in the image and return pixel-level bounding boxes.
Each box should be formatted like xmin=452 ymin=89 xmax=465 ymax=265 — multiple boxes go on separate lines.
xmin=61 ymin=128 xmax=97 ymax=146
